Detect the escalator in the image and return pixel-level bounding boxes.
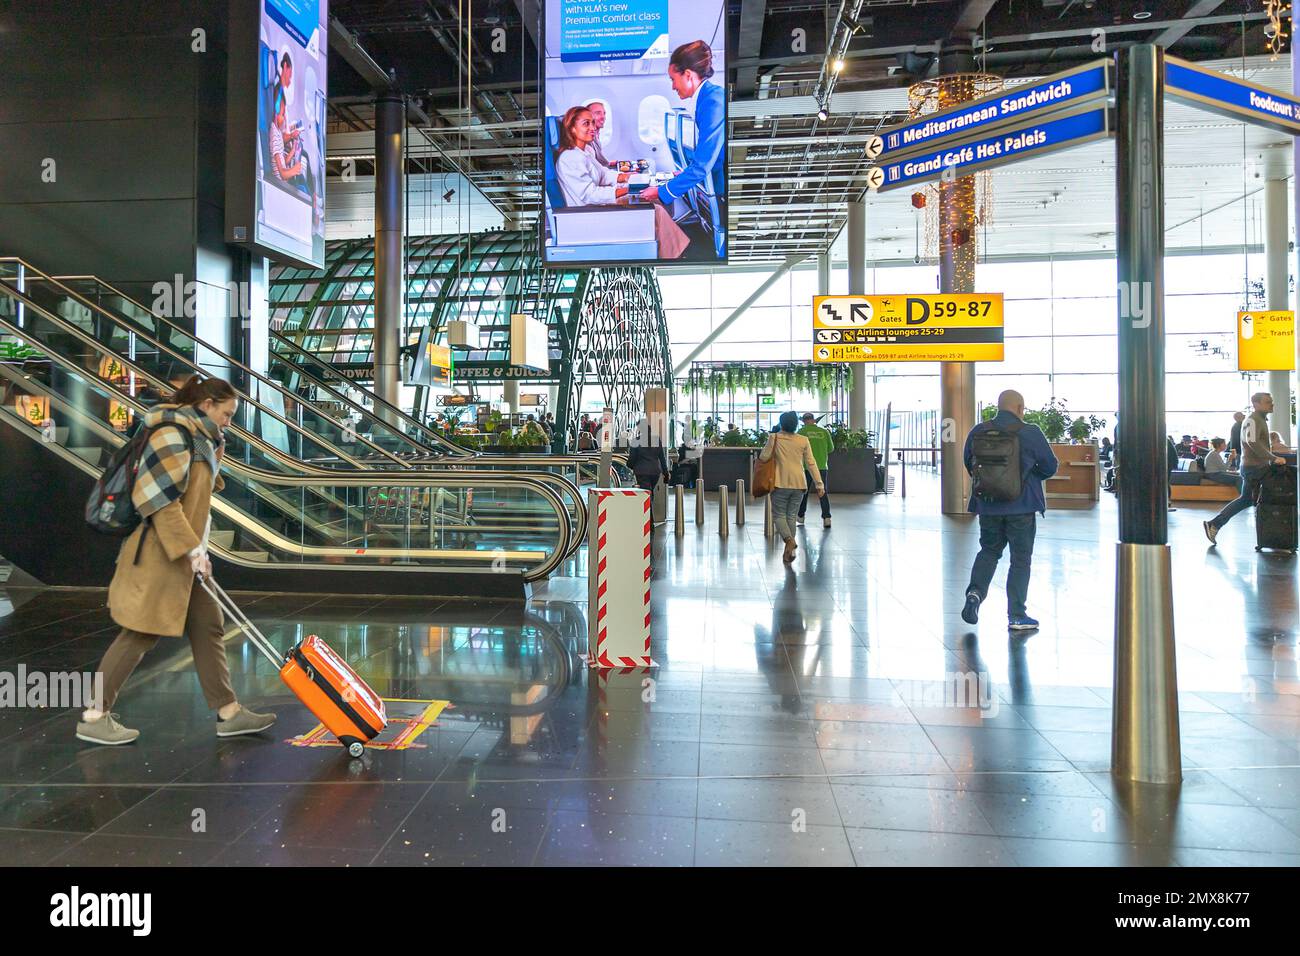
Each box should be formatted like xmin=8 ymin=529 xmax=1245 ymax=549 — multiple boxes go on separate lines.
xmin=5 ymin=258 xmax=629 ymax=481
xmin=0 ymin=260 xmax=594 ymax=558
xmin=0 ymin=257 xmax=628 ymax=548
xmin=0 ymin=293 xmax=575 ymax=597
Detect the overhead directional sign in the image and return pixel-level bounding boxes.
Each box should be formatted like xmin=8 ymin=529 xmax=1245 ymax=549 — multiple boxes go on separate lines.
xmin=871 ymin=105 xmax=1109 ymax=193
xmin=1165 ymin=56 xmax=1300 ymax=135
xmin=1238 ymin=310 xmax=1296 ymax=372
xmin=877 ymin=60 xmax=1111 ymax=161
xmin=812 ymin=294 xmax=1004 ymax=363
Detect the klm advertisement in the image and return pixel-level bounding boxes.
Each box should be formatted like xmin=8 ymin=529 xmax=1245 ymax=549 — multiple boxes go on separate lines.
xmin=543 ymin=0 xmax=727 ymax=266
xmin=256 ymin=0 xmax=327 ymax=268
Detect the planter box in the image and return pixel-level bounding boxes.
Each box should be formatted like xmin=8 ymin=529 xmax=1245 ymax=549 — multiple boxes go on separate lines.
xmin=1046 ymin=441 xmax=1099 ymax=502
xmin=700 ymin=447 xmax=757 ymax=491
xmin=826 ymin=447 xmax=879 ymax=494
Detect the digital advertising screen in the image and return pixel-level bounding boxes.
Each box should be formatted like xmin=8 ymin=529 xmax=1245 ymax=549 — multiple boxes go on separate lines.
xmin=252 ymin=0 xmax=327 ymax=269
xmin=541 ymin=0 xmax=727 ymax=267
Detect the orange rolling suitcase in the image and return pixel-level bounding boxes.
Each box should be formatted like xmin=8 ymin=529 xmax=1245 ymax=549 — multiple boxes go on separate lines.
xmin=198 ymin=575 xmax=387 ymax=757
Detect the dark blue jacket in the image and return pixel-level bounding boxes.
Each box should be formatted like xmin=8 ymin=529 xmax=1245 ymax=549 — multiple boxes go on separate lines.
xmin=963 ymin=411 xmax=1059 ymax=515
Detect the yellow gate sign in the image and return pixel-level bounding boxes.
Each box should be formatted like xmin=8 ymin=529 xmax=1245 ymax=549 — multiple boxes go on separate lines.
xmin=812 ymin=294 xmax=1004 ymax=363
xmin=1238 ymin=310 xmax=1295 ymax=371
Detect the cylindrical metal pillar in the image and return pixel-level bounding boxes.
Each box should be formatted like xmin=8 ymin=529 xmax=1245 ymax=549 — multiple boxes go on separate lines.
xmin=674 ymin=484 xmax=685 ymax=537
xmin=695 ymin=478 xmax=705 ymax=526
xmin=373 ymin=93 xmax=404 ymax=410
xmin=717 ymin=485 xmax=729 ymax=538
xmin=1112 ymin=44 xmax=1181 ymax=786
xmin=937 ymin=43 xmax=978 ymax=516
xmin=1265 ymin=177 xmax=1293 ymax=446
xmin=817 ymin=251 xmax=831 ymax=296
xmin=735 ymin=479 xmax=746 ymax=525
xmin=503 ymin=379 xmax=520 ymax=414
xmin=847 ymin=199 xmax=868 ymax=431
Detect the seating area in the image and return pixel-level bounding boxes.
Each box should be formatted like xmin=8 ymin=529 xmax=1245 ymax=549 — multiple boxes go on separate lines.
xmin=1169 ymin=458 xmax=1238 ymax=502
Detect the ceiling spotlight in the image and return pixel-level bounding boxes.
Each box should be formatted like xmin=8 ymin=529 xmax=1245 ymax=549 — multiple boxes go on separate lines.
xmin=443 ymin=189 xmax=456 ymax=202
xmin=1133 ymin=10 xmax=1151 ymax=19
xmin=817 ymin=107 xmax=829 ymax=122
xmin=832 ymin=58 xmax=845 ymax=73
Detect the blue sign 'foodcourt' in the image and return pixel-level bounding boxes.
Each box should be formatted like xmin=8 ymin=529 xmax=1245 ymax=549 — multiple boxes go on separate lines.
xmin=1164 ymin=56 xmax=1300 ymax=135
xmin=880 ymin=61 xmax=1110 ymax=159
xmin=875 ymin=107 xmax=1110 ymax=192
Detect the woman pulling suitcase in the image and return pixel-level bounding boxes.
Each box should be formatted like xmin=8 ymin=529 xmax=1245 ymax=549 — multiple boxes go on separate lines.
xmin=76 ymin=376 xmax=276 ymax=745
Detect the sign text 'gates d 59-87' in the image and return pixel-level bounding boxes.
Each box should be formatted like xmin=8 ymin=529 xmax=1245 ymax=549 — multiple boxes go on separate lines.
xmin=812 ymin=294 xmax=1005 ymax=363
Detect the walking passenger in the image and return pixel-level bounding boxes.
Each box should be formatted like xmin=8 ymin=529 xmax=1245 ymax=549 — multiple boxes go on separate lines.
xmin=76 ymin=376 xmax=276 ymax=745
xmin=797 ymin=412 xmax=833 ymax=528
xmin=960 ymin=389 xmax=1058 ymax=632
xmin=1204 ymin=392 xmax=1288 ymax=545
xmin=759 ymin=411 xmax=824 ymax=564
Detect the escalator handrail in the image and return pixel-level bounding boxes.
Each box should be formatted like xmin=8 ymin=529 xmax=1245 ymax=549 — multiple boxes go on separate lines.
xmin=0 ymin=283 xmax=391 ymax=475
xmin=0 ymin=346 xmax=580 ymax=567
xmin=0 ymin=401 xmax=573 ymax=581
xmin=268 ymin=328 xmax=472 ymax=456
xmin=0 ymin=261 xmax=413 ymax=470
xmin=22 ymin=262 xmax=471 ymax=459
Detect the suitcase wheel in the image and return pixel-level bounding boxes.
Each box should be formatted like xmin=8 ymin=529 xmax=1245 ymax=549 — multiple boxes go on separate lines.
xmin=341 ymin=736 xmax=365 ymax=758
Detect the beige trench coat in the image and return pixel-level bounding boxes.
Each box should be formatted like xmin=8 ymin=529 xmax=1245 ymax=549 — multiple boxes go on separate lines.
xmin=107 ymin=451 xmax=224 ymax=638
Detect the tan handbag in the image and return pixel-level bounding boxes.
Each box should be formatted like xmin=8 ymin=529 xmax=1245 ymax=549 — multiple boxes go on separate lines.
xmin=752 ymin=436 xmax=777 ymax=497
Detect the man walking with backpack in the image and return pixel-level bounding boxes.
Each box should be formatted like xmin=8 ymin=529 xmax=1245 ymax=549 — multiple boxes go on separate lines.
xmin=960 ymin=390 xmax=1059 ymax=632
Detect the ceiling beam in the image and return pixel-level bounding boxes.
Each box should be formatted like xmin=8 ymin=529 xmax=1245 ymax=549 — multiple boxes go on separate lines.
xmin=1153 ymin=1 xmax=1227 ymax=48
xmin=513 ymin=0 xmax=541 ymax=50
xmin=951 ymin=0 xmax=999 ymax=37
xmin=329 ymin=15 xmax=394 ymax=90
xmin=734 ymin=0 xmax=769 ymax=96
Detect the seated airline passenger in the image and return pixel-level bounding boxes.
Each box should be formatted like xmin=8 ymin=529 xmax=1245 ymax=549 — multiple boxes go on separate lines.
xmin=553 ymin=106 xmax=688 ymax=260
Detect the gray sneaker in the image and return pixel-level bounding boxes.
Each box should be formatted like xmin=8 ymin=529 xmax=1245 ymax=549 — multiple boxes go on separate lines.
xmin=216 ymin=706 xmax=277 ymax=738
xmin=76 ymin=713 xmax=140 ymax=746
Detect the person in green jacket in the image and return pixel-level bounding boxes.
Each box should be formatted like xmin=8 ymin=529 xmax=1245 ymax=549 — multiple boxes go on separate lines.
xmin=798 ymin=412 xmax=833 ymax=528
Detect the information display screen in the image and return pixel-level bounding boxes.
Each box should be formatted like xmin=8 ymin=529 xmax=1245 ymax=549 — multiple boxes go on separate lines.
xmin=542 ymin=0 xmax=727 ymax=266
xmin=255 ymin=0 xmax=327 ymax=268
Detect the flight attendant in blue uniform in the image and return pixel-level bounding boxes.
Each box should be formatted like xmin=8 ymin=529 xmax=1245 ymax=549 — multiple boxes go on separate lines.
xmin=638 ymin=40 xmax=726 ymax=244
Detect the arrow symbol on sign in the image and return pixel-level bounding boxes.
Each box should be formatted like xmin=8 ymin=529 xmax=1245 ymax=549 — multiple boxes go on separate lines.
xmin=865 ymin=167 xmax=885 ymax=191
xmin=864 ymin=135 xmax=884 ymax=160
xmin=816 ymin=347 xmax=831 ymax=360
xmin=851 ymin=303 xmax=872 ymax=324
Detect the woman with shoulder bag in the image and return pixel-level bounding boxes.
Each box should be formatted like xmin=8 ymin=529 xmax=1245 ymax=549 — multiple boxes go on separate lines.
xmin=759 ymin=411 xmax=824 ymax=564
xmin=76 ymin=376 xmax=276 ymax=745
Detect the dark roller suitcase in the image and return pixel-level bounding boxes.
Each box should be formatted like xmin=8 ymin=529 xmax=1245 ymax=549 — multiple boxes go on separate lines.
xmin=1255 ymin=503 xmax=1297 ymax=553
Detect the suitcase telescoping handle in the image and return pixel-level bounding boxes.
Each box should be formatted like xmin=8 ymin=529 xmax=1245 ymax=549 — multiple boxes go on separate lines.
xmin=195 ymin=573 xmax=285 ymax=669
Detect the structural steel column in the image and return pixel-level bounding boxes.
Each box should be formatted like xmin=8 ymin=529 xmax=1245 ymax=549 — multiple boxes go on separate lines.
xmin=1111 ymin=44 xmax=1181 ymax=786
xmin=937 ymin=41 xmax=977 ymax=515
xmin=374 ymin=93 xmax=405 ymax=408
xmin=846 ymin=199 xmax=867 ymax=430
xmin=1265 ymin=177 xmax=1293 ymax=446
xmin=817 ymin=250 xmax=830 ymax=296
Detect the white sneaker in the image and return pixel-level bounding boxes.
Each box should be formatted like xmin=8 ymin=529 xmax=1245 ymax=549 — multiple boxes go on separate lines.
xmin=823 ymin=517 xmax=832 ymax=529
xmin=796 ymin=517 xmax=805 ymax=526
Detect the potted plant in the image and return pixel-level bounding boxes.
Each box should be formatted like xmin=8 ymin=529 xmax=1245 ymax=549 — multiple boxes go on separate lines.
xmin=826 ymin=424 xmax=880 ymax=494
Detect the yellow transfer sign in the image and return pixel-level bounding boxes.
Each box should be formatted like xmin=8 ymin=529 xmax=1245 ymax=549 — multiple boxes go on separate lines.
xmin=812 ymin=294 xmax=1004 ymax=363
xmin=1237 ymin=310 xmax=1295 ymax=371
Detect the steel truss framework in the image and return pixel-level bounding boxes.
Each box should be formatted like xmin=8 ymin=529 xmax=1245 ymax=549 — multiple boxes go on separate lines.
xmin=267 ymin=232 xmax=671 ymax=450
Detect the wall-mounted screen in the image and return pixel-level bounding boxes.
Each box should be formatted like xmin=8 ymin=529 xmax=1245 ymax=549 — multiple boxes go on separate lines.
xmin=541 ymin=0 xmax=727 ymax=267
xmin=228 ymin=0 xmax=327 ymax=270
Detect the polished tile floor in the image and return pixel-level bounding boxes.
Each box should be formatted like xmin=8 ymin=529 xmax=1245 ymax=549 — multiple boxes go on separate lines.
xmin=1 ymin=472 xmax=1297 ymax=867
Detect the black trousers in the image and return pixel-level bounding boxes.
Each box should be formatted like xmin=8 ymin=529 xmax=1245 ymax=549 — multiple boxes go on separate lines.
xmin=798 ymin=469 xmax=830 ymax=519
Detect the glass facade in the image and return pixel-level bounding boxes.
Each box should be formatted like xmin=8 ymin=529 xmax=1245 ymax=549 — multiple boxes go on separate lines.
xmin=661 ymin=250 xmax=1292 ymax=441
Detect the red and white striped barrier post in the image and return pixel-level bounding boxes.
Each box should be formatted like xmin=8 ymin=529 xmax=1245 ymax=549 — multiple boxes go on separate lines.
xmin=587 ymin=488 xmax=656 ymax=669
